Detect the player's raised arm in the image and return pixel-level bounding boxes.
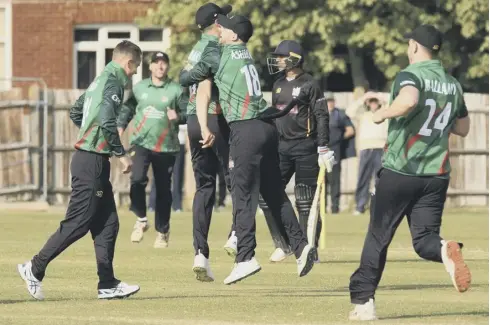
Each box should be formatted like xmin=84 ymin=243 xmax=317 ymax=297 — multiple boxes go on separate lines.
xmin=98 ymin=79 xmax=126 ymax=157
xmin=69 ymin=92 xmax=86 ymax=128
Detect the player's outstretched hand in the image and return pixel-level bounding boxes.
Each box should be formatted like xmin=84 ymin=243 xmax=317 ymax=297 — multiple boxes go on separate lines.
xmin=119 ymin=155 xmax=133 ymax=174
xmin=200 ymin=127 xmax=215 ymax=149
xmin=167 ymin=109 xmax=178 ymax=121
xmin=317 ymin=146 xmax=335 ymax=173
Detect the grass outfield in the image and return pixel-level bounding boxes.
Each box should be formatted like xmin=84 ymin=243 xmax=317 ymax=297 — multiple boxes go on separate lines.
xmin=0 ymin=207 xmax=487 ymax=325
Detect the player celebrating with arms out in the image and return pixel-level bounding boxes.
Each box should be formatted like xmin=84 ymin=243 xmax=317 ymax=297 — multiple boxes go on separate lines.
xmin=199 ymin=15 xmax=317 ymax=284
xmin=348 ymin=25 xmax=471 ymax=321
xmin=118 ymin=51 xmax=184 ymax=248
xmin=260 ymin=40 xmax=334 ymax=263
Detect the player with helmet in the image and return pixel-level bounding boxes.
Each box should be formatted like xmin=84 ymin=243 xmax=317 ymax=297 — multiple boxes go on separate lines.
xmin=260 ymin=40 xmax=334 ymax=263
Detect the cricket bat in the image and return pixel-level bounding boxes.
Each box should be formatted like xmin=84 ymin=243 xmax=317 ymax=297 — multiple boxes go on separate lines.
xmin=307 ymin=166 xmax=326 ymax=245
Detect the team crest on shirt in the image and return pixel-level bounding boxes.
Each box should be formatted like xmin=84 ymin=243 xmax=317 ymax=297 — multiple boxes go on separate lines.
xmin=292 ymin=87 xmax=301 ymax=97
xmin=276 ymin=88 xmax=281 ymax=94
xmin=161 ymin=96 xmax=168 ymax=102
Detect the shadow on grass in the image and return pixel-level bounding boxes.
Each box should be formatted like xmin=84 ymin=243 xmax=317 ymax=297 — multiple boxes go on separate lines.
xmin=382 ymin=310 xmax=489 ymax=320
xmin=0 ymin=298 xmax=67 ymax=304
xmin=320 ymin=258 xmax=485 ymax=264
xmin=378 ymin=283 xmax=486 ymax=290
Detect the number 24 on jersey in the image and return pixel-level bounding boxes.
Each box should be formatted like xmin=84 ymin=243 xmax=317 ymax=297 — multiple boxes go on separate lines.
xmin=418 ymin=98 xmax=452 ymax=137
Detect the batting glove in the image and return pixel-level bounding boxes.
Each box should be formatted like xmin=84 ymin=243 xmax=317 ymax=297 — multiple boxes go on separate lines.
xmin=318 ymin=146 xmax=335 ymax=173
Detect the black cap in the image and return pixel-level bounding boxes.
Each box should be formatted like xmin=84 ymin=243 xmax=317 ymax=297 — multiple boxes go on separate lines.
xmin=151 ymin=51 xmax=169 ymax=63
xmin=216 ymin=14 xmax=254 ymax=43
xmin=404 ymin=24 xmax=443 ymax=52
xmin=195 ymin=3 xmax=232 ymax=30
xmin=272 ymin=40 xmax=304 ymax=59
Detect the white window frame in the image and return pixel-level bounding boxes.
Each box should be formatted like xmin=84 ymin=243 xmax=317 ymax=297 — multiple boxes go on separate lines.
xmin=0 ymin=0 xmax=12 ymax=90
xmin=73 ymin=24 xmax=171 ymax=88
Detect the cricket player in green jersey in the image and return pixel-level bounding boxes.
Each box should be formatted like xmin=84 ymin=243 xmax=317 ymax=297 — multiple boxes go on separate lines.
xmin=117 ymin=51 xmax=184 ymax=248
xmin=18 ymin=41 xmax=142 ymax=300
xmin=178 ymin=2 xmax=234 ymax=283
xmin=349 ymin=25 xmax=471 ymax=321
xmin=198 ymin=14 xmax=316 ymax=285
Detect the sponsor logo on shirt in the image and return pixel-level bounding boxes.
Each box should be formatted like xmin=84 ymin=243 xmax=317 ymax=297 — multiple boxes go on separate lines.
xmin=111 ymin=94 xmax=121 ymax=105
xmin=143 ymin=106 xmax=166 ymax=119
xmin=292 ymin=87 xmax=301 ymax=97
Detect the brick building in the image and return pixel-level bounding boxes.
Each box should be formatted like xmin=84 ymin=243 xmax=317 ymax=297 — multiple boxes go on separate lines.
xmin=1 ymin=0 xmax=166 ymax=91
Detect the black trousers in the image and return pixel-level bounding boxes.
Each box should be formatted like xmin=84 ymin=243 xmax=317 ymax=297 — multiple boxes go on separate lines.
xmin=217 ymin=167 xmax=227 ymax=207
xmin=129 ymin=145 xmax=176 ymax=234
xmin=187 ymin=114 xmax=231 ymax=258
xmin=31 ymin=150 xmax=119 ymax=289
xmin=325 ymin=150 xmax=341 ymax=213
xmin=264 ymin=137 xmax=322 ymax=250
xmin=349 ymin=168 xmax=449 ymax=304
xmin=230 ymin=119 xmax=307 ymax=263
xmin=355 ymin=148 xmax=383 ymax=213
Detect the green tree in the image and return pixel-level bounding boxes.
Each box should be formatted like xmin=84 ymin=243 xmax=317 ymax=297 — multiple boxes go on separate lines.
xmin=139 ymin=0 xmax=488 ymax=92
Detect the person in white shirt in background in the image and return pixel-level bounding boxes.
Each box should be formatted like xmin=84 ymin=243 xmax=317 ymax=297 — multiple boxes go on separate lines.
xmin=346 ymin=91 xmax=389 ymax=215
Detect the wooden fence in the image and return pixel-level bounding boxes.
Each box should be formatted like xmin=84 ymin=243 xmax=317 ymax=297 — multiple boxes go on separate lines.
xmin=0 ymin=86 xmax=488 ymax=209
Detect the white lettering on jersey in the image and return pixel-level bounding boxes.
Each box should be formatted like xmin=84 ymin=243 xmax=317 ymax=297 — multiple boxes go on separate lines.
xmin=424 ymin=79 xmax=457 ymax=95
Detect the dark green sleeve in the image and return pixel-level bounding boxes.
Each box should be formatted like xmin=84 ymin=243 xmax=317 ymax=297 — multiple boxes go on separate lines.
xmin=69 ymin=92 xmax=86 ymax=128
xmin=117 ymin=91 xmax=137 ymax=130
xmin=178 ymin=86 xmax=189 ymax=124
xmin=456 ymin=83 xmax=469 ymax=118
xmin=179 ymin=44 xmax=220 ymax=87
xmin=392 ymin=71 xmax=422 ymax=98
xmin=98 ymin=78 xmax=125 ymax=157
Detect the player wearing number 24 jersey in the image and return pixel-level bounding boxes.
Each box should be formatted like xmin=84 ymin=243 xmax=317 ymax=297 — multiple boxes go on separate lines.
xmin=349 ymin=25 xmax=471 ymax=321
xmin=382 ymin=58 xmax=468 ymax=177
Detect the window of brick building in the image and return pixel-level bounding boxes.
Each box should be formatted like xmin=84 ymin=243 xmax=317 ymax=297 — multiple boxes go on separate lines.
xmin=0 ymin=0 xmax=12 ymax=90
xmin=73 ymin=25 xmax=170 ymax=89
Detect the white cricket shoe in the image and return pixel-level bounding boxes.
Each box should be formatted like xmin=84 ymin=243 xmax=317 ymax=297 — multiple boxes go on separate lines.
xmin=131 ymin=221 xmax=149 ymax=243
xmin=269 ymin=247 xmax=292 ymax=262
xmin=192 ymin=251 xmax=214 ymax=282
xmin=154 ymin=232 xmax=170 ymax=248
xmin=224 ymin=258 xmax=261 ymax=285
xmin=349 ymin=298 xmax=377 ymax=321
xmin=441 ymin=240 xmax=471 ymax=292
xmin=17 ymin=261 xmax=44 ymax=300
xmin=98 ymin=282 xmax=140 ymax=299
xmin=223 ymin=231 xmax=237 ymax=258
xmin=296 ymin=244 xmax=316 ymax=277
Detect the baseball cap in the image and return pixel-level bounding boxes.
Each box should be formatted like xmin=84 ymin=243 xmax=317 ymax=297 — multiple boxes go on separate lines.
xmin=272 ymin=40 xmax=304 ymax=59
xmin=216 ymin=14 xmax=254 ymax=43
xmin=151 ymin=51 xmax=169 ymax=63
xmin=325 ymin=91 xmax=335 ymax=100
xmin=195 ymin=3 xmax=232 ymax=30
xmin=404 ymin=24 xmax=443 ymax=52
